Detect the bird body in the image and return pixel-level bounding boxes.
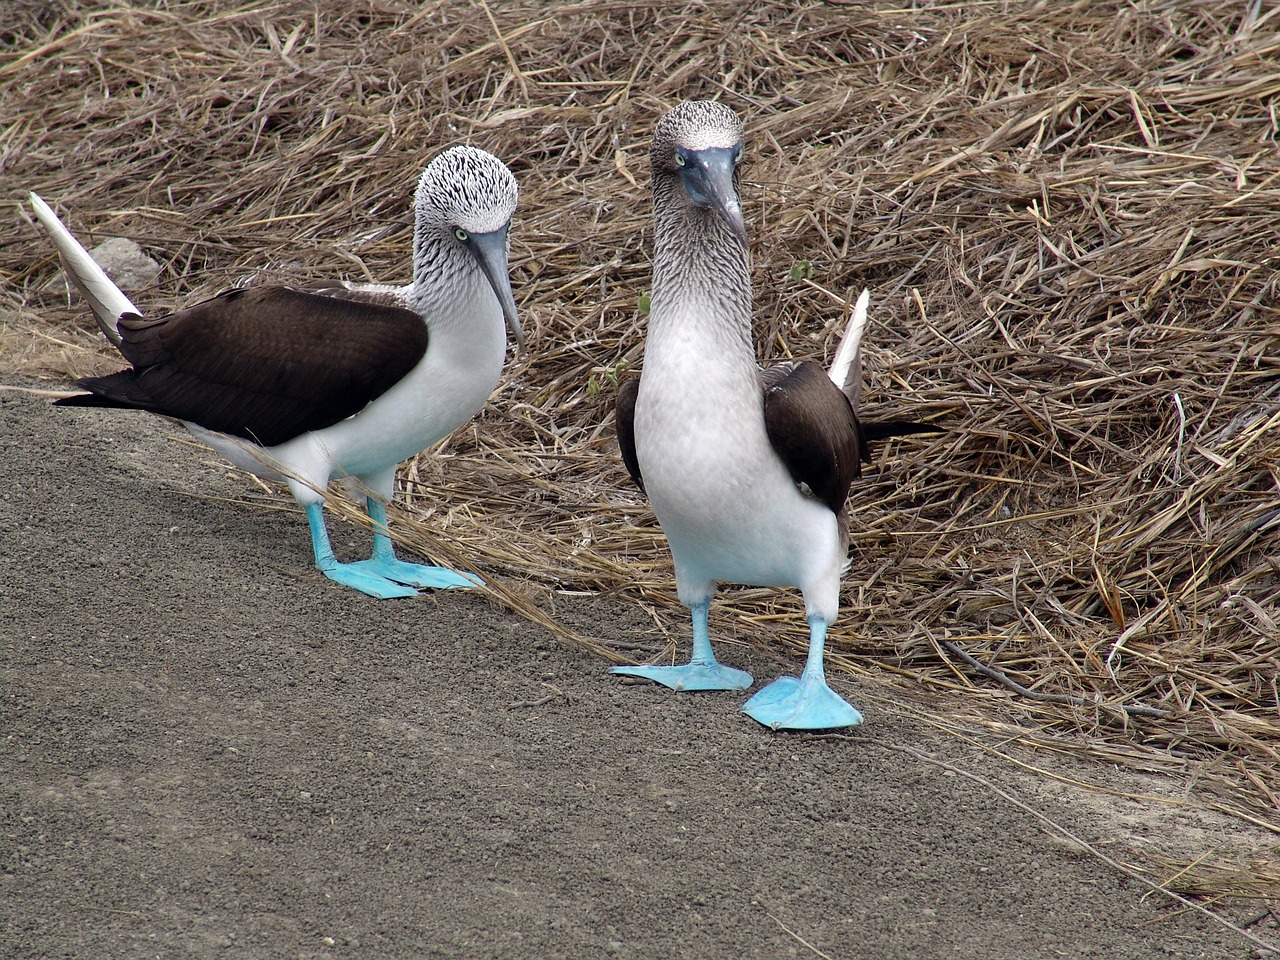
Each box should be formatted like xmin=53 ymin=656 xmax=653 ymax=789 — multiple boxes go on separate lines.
xmin=633 ymin=270 xmax=845 ymax=622
xmin=613 ymin=100 xmax=909 ymax=729
xmin=32 ymin=145 xmax=521 ymax=599
xmin=185 ymin=274 xmax=509 ymax=495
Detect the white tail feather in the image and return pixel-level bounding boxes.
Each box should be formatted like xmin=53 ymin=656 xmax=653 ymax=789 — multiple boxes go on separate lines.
xmin=30 ymin=191 xmax=140 ymax=346
xmin=827 ymin=287 xmax=870 ymax=413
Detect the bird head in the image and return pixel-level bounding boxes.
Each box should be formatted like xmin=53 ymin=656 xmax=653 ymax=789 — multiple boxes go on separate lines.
xmin=651 ymin=100 xmax=747 ymax=246
xmin=415 ymin=146 xmax=524 ymax=348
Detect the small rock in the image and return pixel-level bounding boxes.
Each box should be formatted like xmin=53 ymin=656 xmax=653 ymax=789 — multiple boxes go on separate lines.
xmin=89 ymin=236 xmax=161 ymax=290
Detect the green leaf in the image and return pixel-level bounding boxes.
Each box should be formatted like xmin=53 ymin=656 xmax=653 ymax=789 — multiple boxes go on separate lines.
xmin=790 ymin=260 xmax=813 ymax=282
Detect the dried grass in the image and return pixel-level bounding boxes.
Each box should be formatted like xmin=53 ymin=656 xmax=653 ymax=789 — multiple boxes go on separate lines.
xmin=3 ymin=0 xmax=1278 ymax=891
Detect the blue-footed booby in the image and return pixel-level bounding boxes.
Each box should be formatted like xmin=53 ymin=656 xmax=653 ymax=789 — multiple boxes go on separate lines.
xmin=31 ymin=145 xmax=521 ymax=600
xmin=613 ymin=100 xmax=929 ymax=730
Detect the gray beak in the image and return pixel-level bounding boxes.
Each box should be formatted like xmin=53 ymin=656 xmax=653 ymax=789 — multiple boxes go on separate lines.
xmin=467 ymin=227 xmax=524 ymax=350
xmin=680 ymin=146 xmax=747 ymax=245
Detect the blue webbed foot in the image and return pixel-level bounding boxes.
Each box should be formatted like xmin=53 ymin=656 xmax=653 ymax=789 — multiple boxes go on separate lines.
xmin=319 ymin=561 xmax=419 ymax=600
xmin=611 ymin=600 xmax=752 ymax=691
xmin=611 ymin=660 xmax=753 ymax=692
xmin=349 ymin=558 xmax=482 ymax=591
xmin=306 ymin=500 xmax=463 ymax=599
xmin=742 ymin=674 xmax=863 ymax=730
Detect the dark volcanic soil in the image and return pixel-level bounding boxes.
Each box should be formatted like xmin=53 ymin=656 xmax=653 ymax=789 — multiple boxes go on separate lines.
xmin=0 ymin=384 xmax=1272 ymax=959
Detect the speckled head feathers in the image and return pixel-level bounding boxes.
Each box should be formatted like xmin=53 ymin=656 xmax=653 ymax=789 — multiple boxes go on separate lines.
xmin=415 ymin=146 xmax=518 ymax=235
xmin=651 ymin=100 xmax=744 ymax=171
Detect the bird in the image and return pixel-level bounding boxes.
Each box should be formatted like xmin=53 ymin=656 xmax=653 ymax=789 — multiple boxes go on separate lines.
xmin=30 ymin=145 xmax=522 ymax=600
xmin=612 ymin=100 xmax=930 ymax=730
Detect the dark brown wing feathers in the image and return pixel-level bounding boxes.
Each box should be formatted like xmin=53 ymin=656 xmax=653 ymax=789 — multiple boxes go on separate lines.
xmin=615 ymin=375 xmax=644 ymax=493
xmin=762 ymin=360 xmax=866 ymax=514
xmin=56 ymin=285 xmax=429 ymax=448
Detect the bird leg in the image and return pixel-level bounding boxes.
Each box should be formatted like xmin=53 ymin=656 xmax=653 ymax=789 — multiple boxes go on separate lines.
xmin=610 ymin=600 xmax=753 ymax=691
xmin=347 ymin=497 xmax=483 ymax=591
xmin=305 ymin=501 xmax=417 ymax=599
xmin=742 ymin=615 xmax=863 ymax=730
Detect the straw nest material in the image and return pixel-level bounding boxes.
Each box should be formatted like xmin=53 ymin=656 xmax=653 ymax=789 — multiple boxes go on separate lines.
xmin=3 ymin=0 xmax=1278 ymax=897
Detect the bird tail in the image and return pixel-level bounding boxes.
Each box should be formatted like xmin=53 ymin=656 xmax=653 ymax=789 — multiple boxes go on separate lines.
xmin=827 ymin=288 xmax=869 ymax=415
xmin=827 ymin=289 xmax=943 ymax=444
xmin=863 ymin=420 xmax=941 ymax=442
xmin=30 ymin=192 xmax=140 ymax=347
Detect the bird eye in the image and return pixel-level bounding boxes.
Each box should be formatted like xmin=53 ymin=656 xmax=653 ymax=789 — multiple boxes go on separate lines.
xmin=674 ymin=152 xmax=686 ymax=167
xmin=453 ymin=227 xmax=470 ymax=242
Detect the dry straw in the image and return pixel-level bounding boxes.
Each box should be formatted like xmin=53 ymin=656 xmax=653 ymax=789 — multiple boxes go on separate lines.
xmin=3 ymin=0 xmax=1278 ymax=898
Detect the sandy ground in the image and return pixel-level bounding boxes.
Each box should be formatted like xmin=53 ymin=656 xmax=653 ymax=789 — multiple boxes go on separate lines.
xmin=1 ymin=383 xmax=1275 ymax=959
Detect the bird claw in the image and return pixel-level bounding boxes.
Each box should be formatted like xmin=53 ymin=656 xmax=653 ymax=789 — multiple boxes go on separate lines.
xmin=742 ymin=675 xmax=863 ymax=730
xmin=610 ymin=661 xmax=754 ymax=692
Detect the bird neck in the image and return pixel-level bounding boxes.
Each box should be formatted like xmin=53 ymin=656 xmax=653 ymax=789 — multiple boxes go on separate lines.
xmin=412 ymin=222 xmax=456 ymax=289
xmin=410 ymin=231 xmax=471 ymax=324
xmin=648 ymin=171 xmax=754 ymax=360
xmin=404 ymin=232 xmax=506 ymax=383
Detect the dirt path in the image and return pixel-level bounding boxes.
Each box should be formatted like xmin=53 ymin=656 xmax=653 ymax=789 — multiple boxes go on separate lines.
xmin=1 ymin=384 xmax=1271 ymax=959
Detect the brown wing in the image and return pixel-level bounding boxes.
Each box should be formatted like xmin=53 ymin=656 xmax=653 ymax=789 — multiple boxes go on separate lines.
xmin=615 ymin=374 xmax=644 ymax=494
xmin=56 ymin=285 xmax=429 ymax=447
xmin=762 ymin=360 xmax=867 ymax=514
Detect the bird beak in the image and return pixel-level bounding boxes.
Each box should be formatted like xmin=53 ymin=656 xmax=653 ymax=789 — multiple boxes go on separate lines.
xmin=681 ymin=146 xmax=747 ymax=246
xmin=467 ymin=227 xmax=525 ymax=350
